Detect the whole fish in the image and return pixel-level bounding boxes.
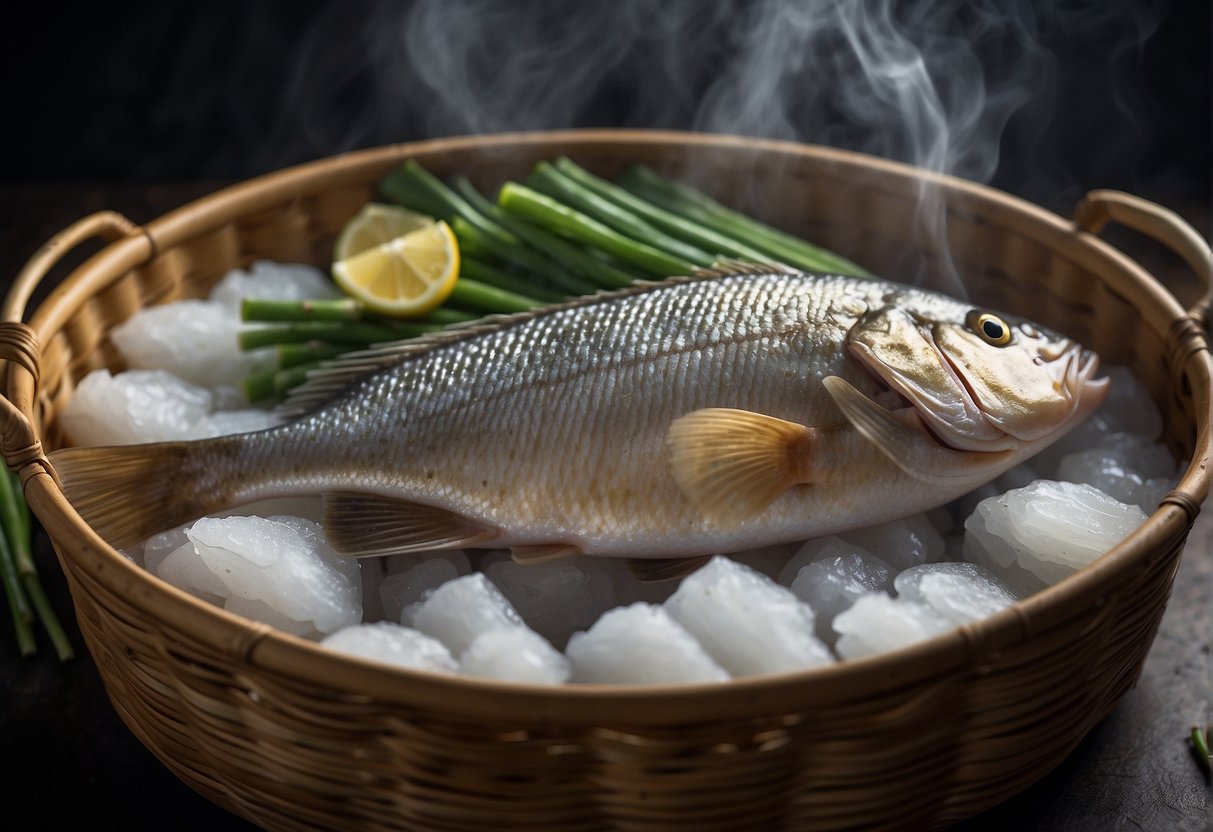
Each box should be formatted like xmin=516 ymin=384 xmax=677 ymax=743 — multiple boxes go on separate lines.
xmin=50 ymin=263 xmax=1107 ymax=578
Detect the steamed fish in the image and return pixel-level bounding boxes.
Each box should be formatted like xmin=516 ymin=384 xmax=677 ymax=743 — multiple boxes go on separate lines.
xmin=50 ymin=264 xmax=1107 ymax=576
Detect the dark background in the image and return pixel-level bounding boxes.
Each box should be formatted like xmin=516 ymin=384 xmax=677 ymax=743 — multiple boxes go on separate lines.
xmin=1 ymin=1 xmax=1209 ymax=830
xmin=2 ymin=0 xmax=1210 ymax=214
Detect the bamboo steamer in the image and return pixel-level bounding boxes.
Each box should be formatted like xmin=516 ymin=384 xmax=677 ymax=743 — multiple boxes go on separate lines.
xmin=1 ymin=130 xmax=1209 ymax=831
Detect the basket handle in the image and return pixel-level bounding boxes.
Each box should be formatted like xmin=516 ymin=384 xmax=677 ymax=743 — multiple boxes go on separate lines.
xmin=1074 ymin=191 xmax=1212 ymax=526
xmin=1073 ymin=190 xmax=1211 ymax=330
xmin=3 ymin=210 xmax=145 ymax=323
xmin=1 ymin=211 xmax=146 ymax=473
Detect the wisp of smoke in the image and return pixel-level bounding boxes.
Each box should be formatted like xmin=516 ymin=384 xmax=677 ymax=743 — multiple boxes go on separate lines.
xmin=283 ymin=0 xmax=1154 ymax=292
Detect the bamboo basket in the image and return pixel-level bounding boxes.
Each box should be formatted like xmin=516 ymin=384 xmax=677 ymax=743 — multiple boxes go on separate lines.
xmin=2 ymin=130 xmax=1210 ymax=832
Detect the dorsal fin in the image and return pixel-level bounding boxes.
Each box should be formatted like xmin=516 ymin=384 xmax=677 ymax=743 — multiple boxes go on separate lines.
xmin=691 ymin=258 xmax=797 ymax=278
xmin=276 ymin=263 xmax=803 ymax=420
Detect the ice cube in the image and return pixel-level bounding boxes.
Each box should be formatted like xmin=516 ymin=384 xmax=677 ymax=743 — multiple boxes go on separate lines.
xmin=209 ymin=261 xmax=342 ymax=316
xmin=380 ymin=557 xmax=463 ymax=624
xmin=964 ymin=480 xmax=1147 ymax=586
xmin=321 ymin=622 xmax=458 ymax=673
xmin=185 ymin=408 xmax=281 ymax=439
xmin=664 ymin=557 xmax=832 ymax=677
xmin=1092 ymin=365 xmax=1164 ymax=438
xmin=484 ymin=556 xmax=617 ymax=649
xmin=224 ymin=597 xmax=319 ymax=637
xmin=210 ymin=385 xmax=256 ymax=412
xmin=833 ymin=592 xmax=955 ymax=660
xmin=139 ymin=524 xmax=191 ymax=572
xmin=384 ymin=549 xmax=471 ymax=576
xmin=1098 ymin=434 xmax=1178 ymax=479
xmin=776 ymin=536 xmax=888 ymax=587
xmin=460 ymin=626 xmax=571 ymax=685
xmin=893 ymin=562 xmax=1018 ymax=625
xmin=839 ymin=514 xmax=945 ymax=572
xmin=1126 ymin=477 xmax=1173 ymax=515
xmin=726 ymin=542 xmax=799 ymax=580
xmin=176 ymin=515 xmax=362 ymax=637
xmin=1058 ymin=445 xmax=1177 ymax=514
xmin=565 ymin=603 xmax=728 ymax=684
xmin=154 ymin=540 xmax=227 ymax=607
xmin=961 ymin=508 xmax=1050 ymax=598
xmin=1030 ymin=366 xmax=1164 ymax=476
xmin=412 ymin=573 xmax=524 ymax=655
xmin=60 ymin=368 xmax=213 ymax=445
xmin=784 ymin=540 xmax=894 ymax=645
xmin=111 ymin=299 xmax=273 ymax=391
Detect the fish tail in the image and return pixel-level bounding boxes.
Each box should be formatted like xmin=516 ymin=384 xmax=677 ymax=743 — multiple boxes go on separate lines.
xmin=49 ymin=437 xmax=246 ymax=550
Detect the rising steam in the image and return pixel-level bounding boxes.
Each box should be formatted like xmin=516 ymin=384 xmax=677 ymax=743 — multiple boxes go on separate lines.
xmin=341 ymin=0 xmax=1154 ymax=290
xmin=67 ymin=0 xmax=1176 ymax=199
xmin=95 ymin=0 xmax=1167 ymax=288
xmin=365 ymin=0 xmax=1156 ymax=187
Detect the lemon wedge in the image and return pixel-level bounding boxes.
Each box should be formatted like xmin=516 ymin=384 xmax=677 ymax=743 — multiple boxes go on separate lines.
xmin=334 ymin=203 xmax=438 ymax=261
xmin=332 ymin=219 xmax=460 ymax=318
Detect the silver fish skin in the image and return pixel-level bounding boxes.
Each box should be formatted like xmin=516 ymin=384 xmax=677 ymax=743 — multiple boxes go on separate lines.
xmin=49 ymin=267 xmax=1107 ymax=562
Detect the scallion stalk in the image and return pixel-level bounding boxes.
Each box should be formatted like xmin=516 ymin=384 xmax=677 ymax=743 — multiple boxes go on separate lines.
xmin=553 ymin=157 xmax=772 ymax=263
xmin=452 ymin=175 xmax=637 ymax=290
xmin=238 ymin=321 xmax=439 ymax=351
xmin=497 ymin=183 xmax=696 ymax=277
xmin=617 ymin=163 xmax=872 ymax=276
xmin=527 ymin=161 xmax=717 ymax=268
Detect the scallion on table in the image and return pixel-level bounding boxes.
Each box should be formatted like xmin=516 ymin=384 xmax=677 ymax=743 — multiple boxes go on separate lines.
xmin=0 ymin=468 xmax=72 ymax=660
xmin=1192 ymin=726 xmax=1210 ymax=775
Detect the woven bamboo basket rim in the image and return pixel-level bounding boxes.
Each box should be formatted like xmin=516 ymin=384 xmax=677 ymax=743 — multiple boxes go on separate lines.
xmin=4 ymin=129 xmax=1211 ymax=728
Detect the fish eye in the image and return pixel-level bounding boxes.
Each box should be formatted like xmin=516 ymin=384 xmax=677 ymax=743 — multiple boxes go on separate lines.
xmin=967 ymin=311 xmax=1013 ymax=346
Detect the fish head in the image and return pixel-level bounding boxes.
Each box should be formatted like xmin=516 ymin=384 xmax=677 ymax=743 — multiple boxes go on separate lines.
xmin=846 ymin=296 xmax=1108 ymax=455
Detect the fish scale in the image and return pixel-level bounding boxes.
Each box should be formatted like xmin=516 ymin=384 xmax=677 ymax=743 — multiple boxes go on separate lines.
xmin=49 ymin=267 xmax=1106 ymax=565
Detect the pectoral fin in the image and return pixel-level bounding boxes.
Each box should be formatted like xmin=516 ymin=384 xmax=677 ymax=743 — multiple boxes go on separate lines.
xmin=323 ymin=492 xmax=498 ymax=557
xmin=667 ymin=408 xmax=815 ymax=523
xmin=821 ymin=376 xmax=1013 ymax=486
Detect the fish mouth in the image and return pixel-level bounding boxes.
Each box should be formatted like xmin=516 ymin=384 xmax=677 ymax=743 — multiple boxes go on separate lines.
xmin=943 ymin=341 xmax=1107 ymax=442
xmin=846 ymin=339 xmax=1017 ymax=454
xmin=1062 ymin=346 xmax=1109 ymax=424
xmin=845 ymin=349 xmax=988 ymax=454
